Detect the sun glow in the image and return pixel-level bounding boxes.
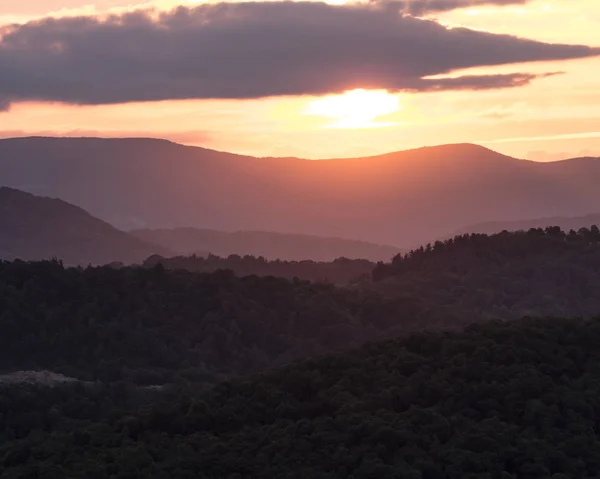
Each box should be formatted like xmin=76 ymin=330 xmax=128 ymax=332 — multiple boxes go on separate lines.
xmin=305 ymin=89 xmax=402 ymax=129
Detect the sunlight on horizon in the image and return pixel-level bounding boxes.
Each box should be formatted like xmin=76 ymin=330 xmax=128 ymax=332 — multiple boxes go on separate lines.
xmin=304 ymin=89 xmax=402 ymax=129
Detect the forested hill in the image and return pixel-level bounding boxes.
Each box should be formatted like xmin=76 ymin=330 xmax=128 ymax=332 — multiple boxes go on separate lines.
xmin=372 ymin=226 xmax=600 ymax=320
xmin=7 ymin=226 xmax=600 ymax=386
xmin=4 ymin=317 xmax=600 ymax=478
xmin=0 ymin=187 xmax=168 ymax=265
xmin=143 ymin=254 xmax=375 ymax=284
xmin=0 ymin=260 xmax=413 ymax=384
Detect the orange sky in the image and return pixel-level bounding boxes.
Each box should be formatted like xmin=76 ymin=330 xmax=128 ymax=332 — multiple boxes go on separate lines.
xmin=0 ymin=0 xmax=598 ymax=160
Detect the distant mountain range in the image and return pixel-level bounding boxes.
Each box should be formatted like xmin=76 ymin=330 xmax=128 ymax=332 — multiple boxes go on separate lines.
xmin=133 ymin=228 xmax=401 ymax=262
xmin=2 ymin=137 xmax=600 ymax=246
xmin=0 ymin=187 xmax=169 ymax=265
xmin=0 ymin=187 xmax=399 ymax=265
xmin=455 ymin=213 xmax=600 ymax=236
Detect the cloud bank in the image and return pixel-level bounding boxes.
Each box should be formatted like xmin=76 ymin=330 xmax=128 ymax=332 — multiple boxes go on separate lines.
xmin=380 ymin=0 xmax=530 ymax=15
xmin=1 ymin=0 xmax=532 ymax=17
xmin=0 ymin=1 xmax=598 ymax=108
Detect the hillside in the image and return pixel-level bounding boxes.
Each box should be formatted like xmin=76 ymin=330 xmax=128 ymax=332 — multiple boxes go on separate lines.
xmin=456 ymin=212 xmax=600 ymax=236
xmin=0 ymin=187 xmax=168 ymax=265
xmin=4 ymin=317 xmax=600 ymax=478
xmin=0 ymin=260 xmax=406 ymax=384
xmin=132 ymin=228 xmax=402 ymax=262
xmin=4 ymin=228 xmax=600 ymax=386
xmin=3 ymin=137 xmax=600 ymax=246
xmin=373 ymin=226 xmax=600 ymax=320
xmin=143 ymin=254 xmax=376 ymax=284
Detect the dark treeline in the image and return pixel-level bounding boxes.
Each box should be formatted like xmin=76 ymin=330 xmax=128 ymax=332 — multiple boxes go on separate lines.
xmin=5 ymin=229 xmax=600 ymax=477
xmin=6 ymin=228 xmax=600 ymax=384
xmin=372 ymin=226 xmax=600 ymax=320
xmin=143 ymin=253 xmax=375 ymax=284
xmin=4 ymin=317 xmax=600 ymax=478
xmin=0 ymin=260 xmax=416 ymax=384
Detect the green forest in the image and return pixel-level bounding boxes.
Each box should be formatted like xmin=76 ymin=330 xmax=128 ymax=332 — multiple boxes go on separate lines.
xmin=372 ymin=227 xmax=600 ymax=320
xmin=4 ymin=228 xmax=600 ymax=477
xmin=3 ymin=318 xmax=600 ymax=478
xmin=5 ymin=228 xmax=600 ymax=385
xmin=0 ymin=259 xmax=415 ymax=384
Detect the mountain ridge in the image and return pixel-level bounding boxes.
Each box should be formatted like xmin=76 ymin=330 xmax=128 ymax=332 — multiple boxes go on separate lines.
xmin=133 ymin=227 xmax=402 ymax=262
xmin=5 ymin=136 xmax=516 ymax=162
xmin=0 ymin=186 xmax=169 ymax=265
xmin=2 ymin=136 xmax=599 ymax=246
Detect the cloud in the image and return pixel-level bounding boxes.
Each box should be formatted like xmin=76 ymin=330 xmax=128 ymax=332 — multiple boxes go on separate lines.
xmin=377 ymin=0 xmax=530 ymax=16
xmin=0 ymin=96 xmax=10 ymax=111
xmin=0 ymin=0 xmax=533 ymax=18
xmin=0 ymin=2 xmax=598 ymax=107
xmin=415 ymin=72 xmax=561 ymax=92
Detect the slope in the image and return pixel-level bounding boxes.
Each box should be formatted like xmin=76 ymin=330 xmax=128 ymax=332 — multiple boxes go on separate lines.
xmin=3 ymin=137 xmax=600 ymax=246
xmin=0 ymin=187 xmax=168 ymax=265
xmin=142 ymin=254 xmax=376 ymax=284
xmin=3 ymin=317 xmax=600 ymax=478
xmin=0 ymin=260 xmax=407 ymax=384
xmin=132 ymin=227 xmax=402 ymax=261
xmin=4 ymin=228 xmax=600 ymax=386
xmin=373 ymin=226 xmax=600 ymax=321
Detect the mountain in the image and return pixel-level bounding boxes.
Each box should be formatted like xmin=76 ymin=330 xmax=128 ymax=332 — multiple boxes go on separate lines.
xmin=455 ymin=212 xmax=600 ymax=236
xmin=4 ymin=317 xmax=600 ymax=478
xmin=0 ymin=260 xmax=404 ymax=384
xmin=3 ymin=137 xmax=600 ymax=246
xmin=372 ymin=226 xmax=600 ymax=320
xmin=0 ymin=187 xmax=168 ymax=265
xmin=4 ymin=228 xmax=600 ymax=386
xmin=132 ymin=227 xmax=402 ymax=261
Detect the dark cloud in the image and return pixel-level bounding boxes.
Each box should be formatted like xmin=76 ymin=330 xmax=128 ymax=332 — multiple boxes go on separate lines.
xmin=0 ymin=2 xmax=597 ymax=106
xmin=370 ymin=0 xmax=529 ymax=16
xmin=386 ymin=0 xmax=530 ymax=16
xmin=0 ymin=0 xmax=531 ymax=17
xmin=416 ymin=72 xmax=562 ymax=92
xmin=0 ymin=97 xmax=10 ymax=111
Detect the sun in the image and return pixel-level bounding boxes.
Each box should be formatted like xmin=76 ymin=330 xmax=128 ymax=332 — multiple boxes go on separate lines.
xmin=305 ymin=89 xmax=401 ymax=129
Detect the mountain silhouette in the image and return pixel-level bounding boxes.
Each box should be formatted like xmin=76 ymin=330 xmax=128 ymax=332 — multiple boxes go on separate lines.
xmin=0 ymin=187 xmax=169 ymax=265
xmin=2 ymin=137 xmax=599 ymax=246
xmin=133 ymin=227 xmax=401 ymax=262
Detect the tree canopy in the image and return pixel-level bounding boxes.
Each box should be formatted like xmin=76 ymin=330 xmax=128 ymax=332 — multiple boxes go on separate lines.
xmin=5 ymin=227 xmax=600 ymax=385
xmin=372 ymin=227 xmax=600 ymax=320
xmin=143 ymin=253 xmax=375 ymax=284
xmin=4 ymin=317 xmax=600 ymax=478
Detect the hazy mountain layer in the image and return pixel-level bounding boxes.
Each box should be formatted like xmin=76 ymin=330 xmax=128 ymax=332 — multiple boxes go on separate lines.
xmin=0 ymin=187 xmax=168 ymax=265
xmin=3 ymin=137 xmax=600 ymax=245
xmin=133 ymin=227 xmax=401 ymax=262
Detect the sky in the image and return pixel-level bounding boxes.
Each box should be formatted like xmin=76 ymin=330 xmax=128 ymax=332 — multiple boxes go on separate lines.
xmin=0 ymin=0 xmax=598 ymax=159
